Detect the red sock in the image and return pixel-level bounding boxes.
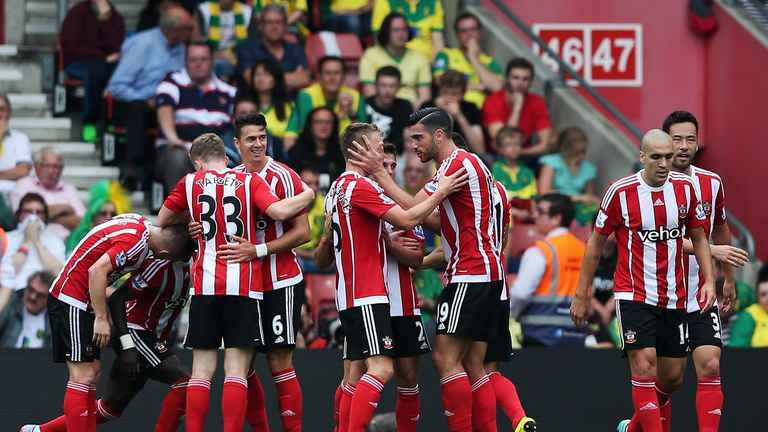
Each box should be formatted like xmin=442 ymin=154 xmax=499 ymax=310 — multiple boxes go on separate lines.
xmin=348 ymin=374 xmax=384 ymax=432
xmin=63 ymin=381 xmax=91 ymax=432
xmin=338 ymin=382 xmax=356 ymax=432
xmin=222 ymin=376 xmax=249 ymax=432
xmin=333 ymin=382 xmax=344 ymax=432
xmin=155 ymin=378 xmax=188 ymax=432
xmin=39 ymin=415 xmax=67 ymax=432
xmin=439 ymin=372 xmax=472 ymax=432
xmin=86 ymin=384 xmax=97 ymax=431
xmin=246 ymin=370 xmax=270 ymax=431
xmin=396 ymin=385 xmax=420 ymax=432
xmin=696 ymin=377 xmax=723 ymax=432
xmin=629 ymin=377 xmax=662 ymax=432
xmin=95 ymin=399 xmax=121 ymax=424
xmin=656 ymin=383 xmax=674 ymax=432
xmin=489 ymin=372 xmax=526 ymax=426
xmin=471 ymin=375 xmax=498 ymax=432
xmin=272 ymin=368 xmax=303 ymax=432
xmin=185 ymin=378 xmax=211 ymax=432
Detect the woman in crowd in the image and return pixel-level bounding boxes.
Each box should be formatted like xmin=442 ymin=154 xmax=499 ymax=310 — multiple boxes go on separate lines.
xmin=731 ymin=266 xmax=768 ymax=348
xmin=538 ymin=126 xmax=599 ymax=225
xmin=247 ymin=59 xmax=296 ymax=162
xmin=65 ymin=180 xmax=130 ymax=254
xmin=287 ymin=107 xmax=345 ymax=194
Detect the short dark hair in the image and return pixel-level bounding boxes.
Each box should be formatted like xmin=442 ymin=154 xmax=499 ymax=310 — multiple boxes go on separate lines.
xmin=757 ymin=264 xmax=768 ymax=286
xmin=438 ymin=69 xmax=468 ymax=92
xmin=260 ymin=3 xmax=287 ymax=22
xmin=234 ymin=112 xmax=268 ymax=140
xmin=496 ymin=126 xmax=525 ymax=145
xmin=340 ymin=123 xmax=381 ymax=161
xmin=158 ymin=224 xmax=196 ymax=261
xmin=28 ymin=270 xmax=55 ymax=290
xmin=17 ymin=192 xmax=49 ymax=223
xmin=556 ymin=126 xmax=588 ymax=153
xmin=382 ymin=143 xmax=397 ymax=155
xmin=506 ymin=57 xmax=535 ymax=79
xmin=538 ymin=193 xmax=575 ymax=227
xmin=375 ymin=65 xmax=401 ymax=82
xmin=319 ymin=56 xmax=346 ymax=74
xmin=189 ymin=133 xmax=226 ymax=162
xmin=662 ymin=110 xmax=699 ymax=135
xmin=187 ymin=40 xmax=213 ymax=57
xmin=452 ymin=132 xmax=468 ymax=151
xmin=454 ymin=12 xmax=482 ymax=32
xmin=377 ymin=12 xmax=410 ymax=46
xmin=409 ymin=107 xmax=453 ymax=136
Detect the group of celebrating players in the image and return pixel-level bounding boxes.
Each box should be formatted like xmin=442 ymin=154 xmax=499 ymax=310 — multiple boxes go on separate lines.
xmin=19 ymin=106 xmax=744 ymax=432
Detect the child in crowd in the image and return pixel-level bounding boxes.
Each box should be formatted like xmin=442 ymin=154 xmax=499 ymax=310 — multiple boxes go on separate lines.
xmin=490 ymin=126 xmax=537 ymax=224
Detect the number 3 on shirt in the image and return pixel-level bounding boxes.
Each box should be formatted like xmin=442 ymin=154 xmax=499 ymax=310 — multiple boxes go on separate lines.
xmin=197 ymin=195 xmax=245 ymax=241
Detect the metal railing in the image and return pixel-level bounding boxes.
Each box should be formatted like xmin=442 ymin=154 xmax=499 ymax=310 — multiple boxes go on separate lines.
xmin=729 ymin=0 xmax=768 ymax=29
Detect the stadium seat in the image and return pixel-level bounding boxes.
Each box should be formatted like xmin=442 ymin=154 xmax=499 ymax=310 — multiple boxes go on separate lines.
xmin=508 ymin=224 xmax=544 ymax=258
xmin=304 ymin=273 xmax=337 ymax=329
xmin=53 ymin=38 xmax=84 ymax=115
xmin=305 ymin=32 xmax=363 ymax=88
xmin=101 ymin=92 xmax=158 ymax=165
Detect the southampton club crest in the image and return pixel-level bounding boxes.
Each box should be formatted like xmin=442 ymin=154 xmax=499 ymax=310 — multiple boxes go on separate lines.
xmin=678 ymin=204 xmax=688 ymax=220
xmin=625 ymin=330 xmax=637 ymax=344
xmin=382 ymin=336 xmax=393 ymax=350
xmin=702 ymin=201 xmax=712 ymax=217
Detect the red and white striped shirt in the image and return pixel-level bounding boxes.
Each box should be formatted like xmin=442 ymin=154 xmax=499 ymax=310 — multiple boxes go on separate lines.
xmin=325 ymin=171 xmax=396 ymax=311
xmin=126 ymin=258 xmax=192 ymax=341
xmin=684 ymin=165 xmax=727 ymax=313
xmin=493 ymin=180 xmax=512 ymax=301
xmin=163 ymin=169 xmax=280 ymax=298
xmin=384 ymin=222 xmax=425 ymax=317
xmin=50 ymin=214 xmax=152 ymax=310
xmin=594 ymin=171 xmax=707 ymax=309
xmin=234 ymin=158 xmax=305 ymax=291
xmin=423 ymin=149 xmax=504 ymax=284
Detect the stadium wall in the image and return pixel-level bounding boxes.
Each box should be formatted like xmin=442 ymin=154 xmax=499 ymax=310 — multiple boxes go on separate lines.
xmin=1 ymin=348 xmax=764 ymax=431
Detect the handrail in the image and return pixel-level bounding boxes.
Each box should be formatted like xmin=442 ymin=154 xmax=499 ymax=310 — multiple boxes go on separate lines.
xmin=487 ymin=0 xmax=645 ymax=140
xmin=728 ymin=214 xmax=756 ymax=258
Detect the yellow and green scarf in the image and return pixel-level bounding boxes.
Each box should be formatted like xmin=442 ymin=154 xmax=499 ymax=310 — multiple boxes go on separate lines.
xmin=207 ymin=1 xmax=248 ymax=51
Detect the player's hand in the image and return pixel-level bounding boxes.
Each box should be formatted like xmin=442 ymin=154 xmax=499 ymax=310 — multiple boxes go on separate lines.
xmin=436 ymin=167 xmax=469 ymax=198
xmin=711 ymin=245 xmax=749 ymax=268
xmin=347 ymin=134 xmax=385 ymax=178
xmin=217 ymin=235 xmax=257 ymax=263
xmin=389 ymin=230 xmax=421 ymax=251
xmin=570 ymin=295 xmax=590 ymax=327
xmin=92 ymin=316 xmax=111 ymax=347
xmin=120 ymin=347 xmax=140 ymax=381
xmin=188 ymin=221 xmax=202 ymax=240
xmin=721 ymin=279 xmax=738 ymax=315
xmin=699 ymin=280 xmax=717 ymax=313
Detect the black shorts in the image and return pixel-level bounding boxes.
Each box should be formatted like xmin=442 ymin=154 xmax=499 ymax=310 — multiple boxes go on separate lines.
xmin=435 ymin=281 xmax=504 ymax=341
xmin=49 ymin=296 xmax=101 ymax=363
xmin=616 ymin=300 xmax=688 ymax=358
xmin=485 ymin=300 xmax=514 ymax=363
xmin=257 ymin=282 xmax=306 ymax=352
xmin=687 ymin=306 xmax=723 ymax=350
xmin=391 ymin=315 xmax=431 ymax=358
xmin=109 ymin=329 xmax=176 ymax=378
xmin=339 ymin=304 xmax=395 ymax=361
xmin=184 ymin=295 xmax=262 ymax=349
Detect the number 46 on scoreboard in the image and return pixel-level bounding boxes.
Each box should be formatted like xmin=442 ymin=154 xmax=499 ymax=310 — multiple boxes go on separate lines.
xmin=532 ymin=23 xmax=643 ymax=87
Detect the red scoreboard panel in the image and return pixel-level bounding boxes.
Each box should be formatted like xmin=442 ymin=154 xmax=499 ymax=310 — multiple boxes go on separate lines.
xmin=532 ymin=23 xmax=643 ymax=87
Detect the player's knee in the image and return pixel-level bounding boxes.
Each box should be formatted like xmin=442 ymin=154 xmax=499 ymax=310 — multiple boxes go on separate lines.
xmin=698 ymin=356 xmax=720 ymax=377
xmin=395 ymin=366 xmax=419 ymax=388
xmin=266 ymin=349 xmax=293 ymax=372
xmin=431 ymin=350 xmax=452 ymax=374
xmin=368 ymin=362 xmax=394 ymax=383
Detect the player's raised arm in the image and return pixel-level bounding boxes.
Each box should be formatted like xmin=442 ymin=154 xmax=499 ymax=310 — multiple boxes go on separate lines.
xmin=218 ymin=215 xmax=311 ymax=263
xmin=385 ymin=229 xmax=424 ymax=269
xmin=88 ymin=254 xmax=115 ymax=347
xmin=158 ymin=175 xmax=192 ymax=227
xmin=381 ymin=168 xmax=468 ymax=231
xmin=570 ymin=230 xmax=608 ymax=327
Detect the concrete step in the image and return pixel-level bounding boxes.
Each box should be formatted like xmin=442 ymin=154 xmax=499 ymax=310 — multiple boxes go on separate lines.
xmin=25 ymin=20 xmax=57 ymax=36
xmin=0 ymin=62 xmax=42 ymax=93
xmin=0 ymin=68 xmax=23 ymax=81
xmin=62 ymin=165 xmax=120 ymax=190
xmin=9 ymin=117 xmax=71 ymax=141
xmin=7 ymin=93 xmax=49 ymax=117
xmin=0 ymin=45 xmax=19 ymax=57
xmin=26 ymin=1 xmax=57 ymax=18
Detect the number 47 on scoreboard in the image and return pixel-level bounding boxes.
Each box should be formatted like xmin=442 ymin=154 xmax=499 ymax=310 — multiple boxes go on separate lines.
xmin=532 ymin=23 xmax=643 ymax=87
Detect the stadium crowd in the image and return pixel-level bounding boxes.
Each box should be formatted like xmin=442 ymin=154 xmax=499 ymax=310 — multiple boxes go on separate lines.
xmin=0 ymin=1 xmax=762 ymax=431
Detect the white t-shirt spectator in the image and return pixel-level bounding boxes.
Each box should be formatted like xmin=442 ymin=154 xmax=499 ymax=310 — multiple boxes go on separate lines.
xmin=16 ymin=308 xmax=47 ymax=348
xmin=1 ymin=218 xmax=66 ymax=291
xmin=0 ymin=130 xmax=32 ymax=193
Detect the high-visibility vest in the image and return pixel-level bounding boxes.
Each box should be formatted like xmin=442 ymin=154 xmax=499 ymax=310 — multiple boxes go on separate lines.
xmin=520 ymin=231 xmax=587 ymax=347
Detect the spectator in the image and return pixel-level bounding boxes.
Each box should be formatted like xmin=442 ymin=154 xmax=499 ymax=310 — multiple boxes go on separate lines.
xmin=65 ymin=180 xmax=131 ymax=254
xmin=420 ymin=69 xmax=483 ymax=155
xmin=372 ymin=0 xmax=445 ymax=61
xmin=247 ymin=59 xmax=297 ymax=161
xmin=325 ymin=0 xmax=373 ymax=38
xmin=0 ymin=271 xmax=54 ymax=348
xmin=483 ymin=57 xmax=551 ymax=159
xmin=220 ymin=95 xmax=259 ymax=165
xmin=236 ymin=4 xmax=310 ymax=91
xmin=1 ymin=194 xmax=65 ymax=294
xmin=538 ymin=126 xmax=599 ymax=225
xmin=60 ymin=0 xmax=125 ymax=143
xmin=365 ymin=66 xmax=413 ymax=154
xmin=289 ymin=56 xmax=367 ymax=143
xmin=491 ymin=126 xmax=537 ymax=223
xmin=360 ymin=12 xmax=432 ymax=107
xmin=137 ymin=0 xmax=197 ymax=31
xmin=287 ymin=107 xmax=345 ymax=194
xmin=433 ymin=12 xmax=503 ymax=109
xmin=401 ymin=151 xmax=433 ymax=195
xmin=155 ymin=41 xmax=236 ymax=193
xmin=294 ymin=167 xmax=329 ymax=273
xmin=731 ymin=266 xmax=768 ymax=347
xmin=509 ymin=193 xmax=587 ymax=347
xmin=107 ymin=6 xmax=192 ymax=190
xmin=11 ymin=148 xmax=86 ymax=241
xmin=0 ymin=94 xmax=32 ymax=198
xmin=192 ymin=0 xmax=254 ymax=81
xmin=252 ymin=1 xmax=308 ymax=37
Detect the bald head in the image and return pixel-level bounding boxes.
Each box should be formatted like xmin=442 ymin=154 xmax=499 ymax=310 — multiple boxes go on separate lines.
xmin=160 ymin=6 xmax=192 ymax=45
xmin=639 ymin=129 xmax=675 ymax=187
xmin=641 ymin=129 xmax=672 ymax=153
